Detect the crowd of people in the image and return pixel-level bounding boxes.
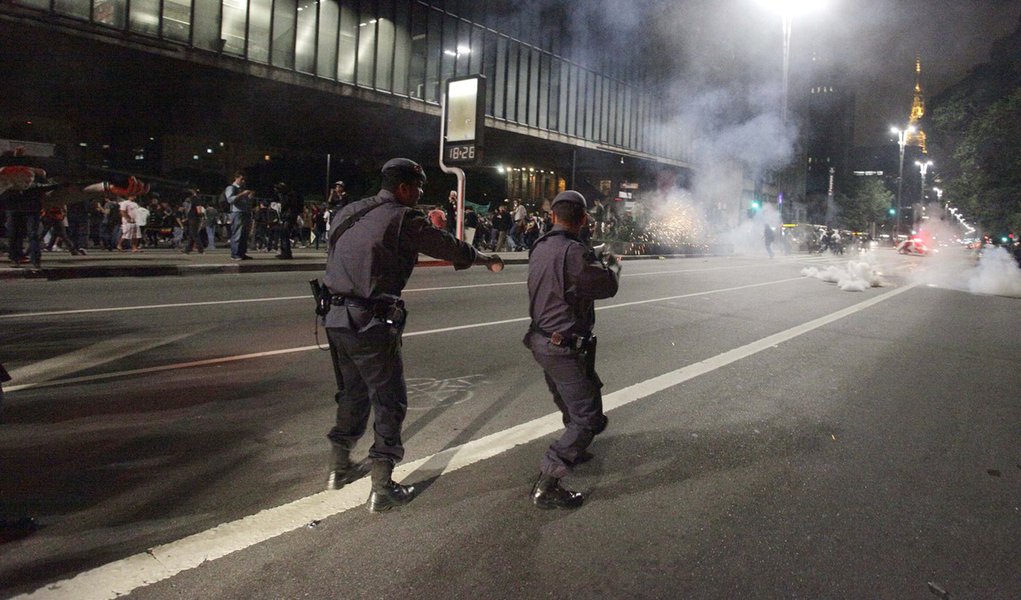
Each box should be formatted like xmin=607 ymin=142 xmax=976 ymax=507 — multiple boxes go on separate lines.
xmin=6 ymin=167 xmax=630 ymax=267
xmin=424 ymin=194 xmax=599 ymax=254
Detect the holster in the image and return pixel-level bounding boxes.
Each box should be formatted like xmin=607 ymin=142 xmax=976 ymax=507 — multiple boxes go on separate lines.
xmin=310 ymin=279 xmax=330 ymax=317
xmin=581 ymin=335 xmax=597 ymax=379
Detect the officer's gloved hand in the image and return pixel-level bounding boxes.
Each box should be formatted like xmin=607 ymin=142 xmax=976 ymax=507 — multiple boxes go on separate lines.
xmin=605 ymin=252 xmax=622 ymax=275
xmin=475 ymin=251 xmax=504 ymax=273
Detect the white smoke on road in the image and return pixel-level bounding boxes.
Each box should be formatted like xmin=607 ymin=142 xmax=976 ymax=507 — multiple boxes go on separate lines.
xmin=967 ymin=246 xmax=1021 ymax=298
xmin=716 ymin=203 xmax=783 ymax=255
xmin=801 ymin=253 xmax=886 ymax=292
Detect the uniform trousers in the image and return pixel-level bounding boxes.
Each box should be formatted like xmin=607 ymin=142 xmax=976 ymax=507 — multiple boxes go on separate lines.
xmin=326 ymin=324 xmax=407 ymax=464
xmin=527 ymin=333 xmax=607 ymax=478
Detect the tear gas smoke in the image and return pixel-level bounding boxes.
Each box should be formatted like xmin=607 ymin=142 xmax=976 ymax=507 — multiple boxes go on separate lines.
xmin=968 ymin=247 xmax=1021 ymax=298
xmin=801 ymin=253 xmax=886 ymax=292
xmin=899 ymin=208 xmax=1021 ymax=298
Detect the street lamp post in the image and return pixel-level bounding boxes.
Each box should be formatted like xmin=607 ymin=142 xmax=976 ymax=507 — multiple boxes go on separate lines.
xmin=915 ymin=159 xmax=933 ymax=233
xmin=891 ymin=125 xmax=915 ymax=242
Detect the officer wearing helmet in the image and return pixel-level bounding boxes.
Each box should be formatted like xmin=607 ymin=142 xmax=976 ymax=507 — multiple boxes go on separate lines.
xmin=524 ymin=189 xmax=621 ymax=509
xmin=321 ymin=158 xmax=504 ymax=512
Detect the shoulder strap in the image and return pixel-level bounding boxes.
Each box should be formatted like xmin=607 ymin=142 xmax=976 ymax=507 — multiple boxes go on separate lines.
xmin=527 ymin=229 xmax=573 ymax=259
xmin=328 ymin=197 xmax=390 ymax=248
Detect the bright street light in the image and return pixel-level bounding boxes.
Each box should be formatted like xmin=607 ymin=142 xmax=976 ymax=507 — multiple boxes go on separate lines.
xmin=891 ymin=125 xmax=916 ymax=241
xmin=758 ymin=0 xmax=825 ymax=223
xmin=915 ymin=160 xmax=933 ymax=232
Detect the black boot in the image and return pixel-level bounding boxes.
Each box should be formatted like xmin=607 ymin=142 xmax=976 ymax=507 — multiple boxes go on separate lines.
xmin=530 ymin=473 xmax=583 ymax=509
xmin=367 ymin=460 xmax=415 ymax=513
xmin=326 ymin=447 xmax=369 ymax=491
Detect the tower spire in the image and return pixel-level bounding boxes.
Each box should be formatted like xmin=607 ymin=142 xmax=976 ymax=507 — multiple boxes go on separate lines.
xmin=907 ymin=54 xmax=928 ymax=153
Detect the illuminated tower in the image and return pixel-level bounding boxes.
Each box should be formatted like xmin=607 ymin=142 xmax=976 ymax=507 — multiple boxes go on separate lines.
xmin=906 ymin=55 xmax=928 ymax=153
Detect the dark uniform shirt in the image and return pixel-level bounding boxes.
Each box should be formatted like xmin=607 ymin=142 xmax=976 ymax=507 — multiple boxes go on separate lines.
xmin=527 ymin=225 xmax=619 ymax=338
xmin=324 ymin=190 xmax=477 ymax=329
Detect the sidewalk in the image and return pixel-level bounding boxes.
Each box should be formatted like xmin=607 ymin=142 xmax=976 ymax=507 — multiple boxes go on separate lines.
xmin=0 ymin=246 xmax=534 ymax=280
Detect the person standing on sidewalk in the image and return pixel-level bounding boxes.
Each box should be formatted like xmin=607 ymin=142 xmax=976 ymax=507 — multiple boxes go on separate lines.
xmin=203 ymin=202 xmax=219 ymax=250
xmin=523 ymin=190 xmax=621 ymax=509
xmin=225 ymin=171 xmax=255 ymax=260
xmin=182 ymin=191 xmax=206 ymax=254
xmin=320 ymin=158 xmax=504 ymax=512
xmin=274 ymin=182 xmax=303 ymax=259
xmin=116 ymin=196 xmax=142 ymax=253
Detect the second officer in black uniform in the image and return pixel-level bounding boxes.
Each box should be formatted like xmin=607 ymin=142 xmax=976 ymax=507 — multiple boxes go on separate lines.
xmin=524 ymin=190 xmax=620 ymax=509
xmin=322 ymin=158 xmax=503 ymax=512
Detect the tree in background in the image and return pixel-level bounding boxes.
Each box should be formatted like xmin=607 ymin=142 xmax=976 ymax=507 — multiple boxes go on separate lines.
xmin=928 ymin=18 xmax=1021 ymax=238
xmin=835 ymin=177 xmax=894 ymax=233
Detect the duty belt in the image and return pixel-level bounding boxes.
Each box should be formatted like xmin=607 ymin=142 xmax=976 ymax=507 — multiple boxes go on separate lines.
xmin=331 ymin=295 xmax=406 ymax=325
xmin=330 ymin=295 xmax=401 ymax=309
xmin=530 ymin=325 xmax=591 ymax=350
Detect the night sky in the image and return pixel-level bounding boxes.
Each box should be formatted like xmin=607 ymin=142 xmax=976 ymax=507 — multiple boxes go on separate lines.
xmin=540 ymin=0 xmax=1021 ymax=147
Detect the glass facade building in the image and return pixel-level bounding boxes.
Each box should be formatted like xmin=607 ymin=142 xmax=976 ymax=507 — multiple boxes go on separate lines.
xmin=11 ymin=0 xmax=693 ymax=167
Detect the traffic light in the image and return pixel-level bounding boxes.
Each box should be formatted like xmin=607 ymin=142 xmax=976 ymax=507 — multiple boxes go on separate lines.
xmin=888 ymin=208 xmax=896 ymax=216
xmin=747 ymin=200 xmax=761 ymax=219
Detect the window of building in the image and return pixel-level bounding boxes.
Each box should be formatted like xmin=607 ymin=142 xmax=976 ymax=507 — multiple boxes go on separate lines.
xmin=162 ymin=0 xmax=191 ymax=42
xmin=129 ymin=0 xmax=160 ymax=36
xmin=407 ymin=2 xmax=427 ymax=98
xmin=192 ymin=0 xmax=221 ymax=51
xmin=295 ymin=0 xmax=318 ymax=73
xmin=424 ymin=7 xmax=442 ymax=101
xmin=354 ymin=0 xmax=376 ymax=85
xmin=92 ymin=0 xmax=126 ymax=29
xmin=248 ymin=0 xmax=272 ymax=63
xmin=391 ymin=0 xmax=411 ymax=95
xmin=338 ymin=1 xmax=357 ymax=82
xmin=516 ymin=44 xmax=529 ymax=124
xmin=316 ymin=0 xmax=339 ymax=79
xmin=373 ymin=0 xmax=395 ymax=89
xmin=53 ymin=0 xmax=90 ymax=20
xmin=271 ymin=0 xmax=296 ymax=68
xmin=548 ymin=57 xmax=560 ymax=132
xmin=221 ymin=0 xmax=249 ymax=56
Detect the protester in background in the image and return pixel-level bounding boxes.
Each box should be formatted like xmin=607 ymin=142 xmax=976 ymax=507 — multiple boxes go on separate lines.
xmin=41 ymin=204 xmax=81 ymax=255
xmin=102 ymin=196 xmax=120 ymax=250
xmin=226 ymin=171 xmax=255 ymax=260
xmin=463 ymin=204 xmax=478 ymax=247
xmin=117 ymin=196 xmax=141 ymax=253
xmin=445 ymin=190 xmax=458 ymax=234
xmin=510 ymin=199 xmax=527 ymax=250
xmin=275 ymin=182 xmax=303 ymax=259
xmin=492 ymin=203 xmax=512 ymax=251
xmin=204 ymin=201 xmax=219 ymax=250
xmin=428 ymin=204 xmax=447 ymax=229
xmin=182 ymin=191 xmax=206 ymax=254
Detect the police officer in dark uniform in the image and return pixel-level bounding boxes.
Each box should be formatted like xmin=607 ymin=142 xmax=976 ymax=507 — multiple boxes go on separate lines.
xmin=524 ymin=190 xmax=621 ymax=509
xmin=321 ymin=158 xmax=504 ymax=512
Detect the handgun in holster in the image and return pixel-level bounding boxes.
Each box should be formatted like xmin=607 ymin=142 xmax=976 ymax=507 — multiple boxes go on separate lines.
xmin=581 ymin=335 xmax=597 ymax=379
xmin=309 ymin=279 xmax=331 ymax=317
xmin=371 ymin=294 xmax=407 ymax=327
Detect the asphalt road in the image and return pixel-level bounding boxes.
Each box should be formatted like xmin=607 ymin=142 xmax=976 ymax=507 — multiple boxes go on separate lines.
xmin=1 ymin=250 xmax=1019 ymax=599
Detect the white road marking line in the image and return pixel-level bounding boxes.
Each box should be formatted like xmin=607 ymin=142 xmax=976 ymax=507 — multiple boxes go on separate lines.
xmin=14 ymin=282 xmax=919 ymax=600
xmin=5 ymin=277 xmax=805 ymax=392
xmin=0 ymin=262 xmax=785 ymax=320
xmin=0 ymin=296 xmax=310 ymax=320
xmin=6 ymin=333 xmax=194 ymax=384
